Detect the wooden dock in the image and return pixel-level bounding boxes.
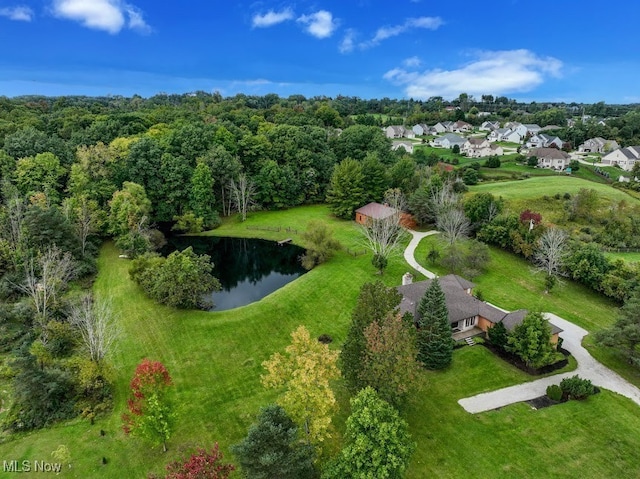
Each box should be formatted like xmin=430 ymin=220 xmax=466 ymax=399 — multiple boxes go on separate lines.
xmin=277 ymin=238 xmax=292 ymax=245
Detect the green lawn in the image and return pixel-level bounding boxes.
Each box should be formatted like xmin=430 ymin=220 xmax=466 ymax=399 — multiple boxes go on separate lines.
xmin=470 ymin=176 xmax=635 ymax=202
xmin=604 ymin=251 xmax=640 ymax=263
xmin=3 ymin=205 xmax=640 ymax=478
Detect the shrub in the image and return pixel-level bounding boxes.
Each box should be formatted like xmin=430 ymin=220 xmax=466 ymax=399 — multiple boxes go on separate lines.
xmin=487 ymin=321 xmax=509 ymax=350
xmin=546 ymin=384 xmax=563 ymax=402
xmin=484 ymin=156 xmax=501 ymax=168
xmin=560 ymin=375 xmax=595 ymax=400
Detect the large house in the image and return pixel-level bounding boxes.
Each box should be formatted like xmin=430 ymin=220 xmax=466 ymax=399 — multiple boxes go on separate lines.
xmin=525 ymin=134 xmax=564 ymax=150
xmin=462 ymin=138 xmax=504 ymax=158
xmin=433 ymin=133 xmax=466 ymax=149
xmin=396 ymin=274 xmax=562 ymax=343
xmin=412 ymin=123 xmax=432 ymax=136
xmin=433 ymin=121 xmax=454 ymax=133
xmin=451 ymin=120 xmax=473 ymax=133
xmin=529 ymin=147 xmax=571 ymax=170
xmin=384 ymin=125 xmax=415 ymax=139
xmin=392 ymin=141 xmax=414 ymax=154
xmin=488 ymin=128 xmax=522 ymax=143
xmin=479 ymin=121 xmax=500 ymax=132
xmin=602 ymin=146 xmax=640 ymax=171
xmin=579 ymin=137 xmax=620 ymax=154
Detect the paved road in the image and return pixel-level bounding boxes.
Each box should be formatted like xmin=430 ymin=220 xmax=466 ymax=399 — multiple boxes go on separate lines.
xmin=403 ymin=229 xmax=439 ymax=279
xmin=458 ymin=313 xmax=640 ymax=413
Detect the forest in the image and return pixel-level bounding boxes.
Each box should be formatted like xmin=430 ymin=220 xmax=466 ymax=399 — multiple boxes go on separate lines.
xmin=1 ymin=92 xmax=640 ymax=476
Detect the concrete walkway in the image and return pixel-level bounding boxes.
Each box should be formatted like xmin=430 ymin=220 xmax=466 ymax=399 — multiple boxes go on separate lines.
xmin=403 ymin=229 xmax=440 ymax=279
xmin=458 ymin=313 xmax=640 ymax=413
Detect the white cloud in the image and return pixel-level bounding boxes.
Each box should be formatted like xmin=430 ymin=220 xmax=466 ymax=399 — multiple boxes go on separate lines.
xmin=365 ymin=16 xmax=442 ymax=47
xmin=339 ymin=29 xmax=356 ymax=53
xmin=384 ymin=49 xmax=562 ymax=99
xmin=297 ymin=10 xmax=336 ymax=39
xmin=51 ymin=0 xmax=150 ymax=34
xmin=0 ymin=6 xmax=34 ymax=21
xmin=251 ymin=8 xmax=294 ymax=28
xmin=403 ymin=56 xmax=421 ymax=67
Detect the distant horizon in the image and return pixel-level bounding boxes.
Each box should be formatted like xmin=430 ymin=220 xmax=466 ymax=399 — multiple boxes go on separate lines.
xmin=1 ymin=1 xmax=639 ymax=103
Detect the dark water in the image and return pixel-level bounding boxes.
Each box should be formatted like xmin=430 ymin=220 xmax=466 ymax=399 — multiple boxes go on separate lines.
xmin=162 ymin=236 xmax=307 ymax=311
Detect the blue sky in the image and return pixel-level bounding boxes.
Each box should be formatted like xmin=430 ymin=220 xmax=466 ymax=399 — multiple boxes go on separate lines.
xmin=0 ymin=0 xmax=638 ymax=102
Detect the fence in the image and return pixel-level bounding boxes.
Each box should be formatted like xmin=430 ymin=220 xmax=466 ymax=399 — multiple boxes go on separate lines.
xmin=345 ymin=247 xmax=367 ymax=257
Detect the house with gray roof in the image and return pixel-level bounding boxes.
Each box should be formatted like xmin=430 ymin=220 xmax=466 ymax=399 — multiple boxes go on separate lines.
xmin=392 ymin=140 xmax=414 ymax=154
xmin=433 ymin=121 xmax=454 ymax=133
xmin=602 ymin=146 xmax=640 ymax=171
xmin=412 ymin=123 xmax=433 ymax=136
xmin=529 ymin=147 xmax=571 ymax=170
xmin=396 ymin=274 xmax=562 ymax=342
xmin=385 ymin=125 xmax=414 ymax=139
xmin=433 ymin=133 xmax=466 ymax=149
xmin=525 ymin=134 xmax=564 ymax=150
xmin=579 ymin=137 xmax=619 ymax=154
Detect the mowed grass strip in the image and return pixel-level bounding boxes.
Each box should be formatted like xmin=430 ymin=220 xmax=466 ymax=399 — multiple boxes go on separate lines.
xmin=3 ymin=205 xmax=640 ymax=478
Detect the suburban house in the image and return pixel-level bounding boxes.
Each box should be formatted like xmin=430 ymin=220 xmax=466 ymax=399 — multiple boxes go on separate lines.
xmin=433 ymin=133 xmax=466 ymax=149
xmin=354 ymin=202 xmax=397 ymax=225
xmin=433 ymin=121 xmax=454 ymax=133
xmin=396 ymin=273 xmax=562 ymax=343
xmin=392 ymin=140 xmax=414 ymax=154
xmin=462 ymin=138 xmax=504 ymax=158
xmin=385 ymin=125 xmax=415 ymax=139
xmin=412 ymin=123 xmax=432 ymax=136
xmin=479 ymin=121 xmax=500 ymax=131
xmin=452 ymin=120 xmax=473 ymax=133
xmin=579 ymin=137 xmax=620 ymax=153
xmin=602 ymin=146 xmax=640 ymax=171
xmin=525 ymin=134 xmax=564 ymax=150
xmin=518 ymin=123 xmax=542 ymax=137
xmin=529 ymin=147 xmax=571 ymax=170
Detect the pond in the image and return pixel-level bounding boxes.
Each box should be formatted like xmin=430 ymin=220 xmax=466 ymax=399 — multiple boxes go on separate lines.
xmin=162 ymin=236 xmax=307 ymax=311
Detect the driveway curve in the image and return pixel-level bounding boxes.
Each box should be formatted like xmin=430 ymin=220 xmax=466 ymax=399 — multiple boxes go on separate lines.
xmin=458 ymin=313 xmax=640 ymax=413
xmin=403 ymin=229 xmax=439 ymax=279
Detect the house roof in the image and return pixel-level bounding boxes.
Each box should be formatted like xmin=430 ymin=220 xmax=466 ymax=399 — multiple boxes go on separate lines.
xmin=396 ymin=274 xmax=563 ymax=334
xmin=355 ymin=202 xmax=397 ymax=220
xmin=441 ymin=133 xmax=466 ymax=144
xmin=530 ymin=148 xmax=569 ymax=160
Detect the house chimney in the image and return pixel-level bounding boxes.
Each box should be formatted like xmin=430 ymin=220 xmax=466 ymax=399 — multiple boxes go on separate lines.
xmin=402 ymin=272 xmax=413 ymax=285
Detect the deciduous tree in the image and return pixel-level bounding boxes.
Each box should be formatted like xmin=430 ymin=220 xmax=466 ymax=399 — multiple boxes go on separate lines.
xmin=360 ymin=312 xmax=419 ymax=406
xmin=261 ymin=326 xmax=340 ymax=447
xmin=122 ymin=359 xmax=174 ymax=452
xmin=300 ymin=220 xmax=341 ymax=270
xmin=68 ymin=293 xmax=119 ymax=363
xmin=533 ymin=228 xmax=568 ymax=293
xmin=341 ymin=281 xmax=402 ymax=391
xmin=595 ymin=291 xmax=640 ymax=366
xmin=164 ymin=444 xmax=235 ymax=479
xmin=506 ymin=311 xmax=555 ymax=368
xmin=322 ymin=387 xmax=414 ymax=479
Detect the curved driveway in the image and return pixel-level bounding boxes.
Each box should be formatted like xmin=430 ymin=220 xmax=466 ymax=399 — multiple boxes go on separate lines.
xmin=403 ymin=229 xmax=439 ymax=279
xmin=458 ymin=314 xmax=640 ymax=413
xmin=401 ymin=229 xmax=640 ymax=413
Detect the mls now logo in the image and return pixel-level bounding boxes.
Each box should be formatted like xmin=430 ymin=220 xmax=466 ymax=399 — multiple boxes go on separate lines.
xmin=3 ymin=460 xmax=62 ymax=473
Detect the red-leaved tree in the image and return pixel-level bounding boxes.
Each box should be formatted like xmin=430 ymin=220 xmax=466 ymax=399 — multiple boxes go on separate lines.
xmin=164 ymin=444 xmax=235 ymax=479
xmin=519 ymin=209 xmax=542 ymax=227
xmin=122 ymin=359 xmax=174 ymax=452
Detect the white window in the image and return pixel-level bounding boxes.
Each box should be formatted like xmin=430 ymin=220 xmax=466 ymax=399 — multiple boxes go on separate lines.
xmin=464 ymin=317 xmax=475 ymax=328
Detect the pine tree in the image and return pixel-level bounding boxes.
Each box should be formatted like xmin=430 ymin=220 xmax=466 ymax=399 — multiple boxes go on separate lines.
xmin=416 ymin=278 xmax=453 ymax=369
xmin=231 ymin=405 xmax=317 ymax=479
xmin=325 ymin=158 xmax=365 ymax=219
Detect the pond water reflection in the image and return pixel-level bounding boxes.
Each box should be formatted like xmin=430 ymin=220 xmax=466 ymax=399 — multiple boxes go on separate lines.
xmin=162 ymin=236 xmax=306 ymax=311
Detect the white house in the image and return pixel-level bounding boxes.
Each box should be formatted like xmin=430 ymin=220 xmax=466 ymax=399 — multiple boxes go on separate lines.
xmin=433 ymin=121 xmax=454 ymax=133
xmin=530 ymin=148 xmax=571 ymax=170
xmin=434 ymin=133 xmax=466 ymax=149
xmin=578 ymin=137 xmax=619 ymax=153
xmin=392 ymin=141 xmax=414 ymax=154
xmin=602 ymin=146 xmax=640 ymax=171
xmin=525 ymin=134 xmax=564 ymax=149
xmin=479 ymin=121 xmax=500 ymax=131
xmin=412 ymin=124 xmax=432 ymax=136
xmin=452 ymin=120 xmax=473 ymax=133
xmin=462 ymin=138 xmax=504 ymax=158
xmin=500 ymin=129 xmax=523 ymax=143
xmin=385 ymin=125 xmax=414 ymax=139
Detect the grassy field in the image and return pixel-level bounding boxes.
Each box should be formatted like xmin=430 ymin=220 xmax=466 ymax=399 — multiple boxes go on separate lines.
xmin=3 ymin=205 xmax=640 ymax=478
xmin=604 ymin=251 xmax=640 ymax=263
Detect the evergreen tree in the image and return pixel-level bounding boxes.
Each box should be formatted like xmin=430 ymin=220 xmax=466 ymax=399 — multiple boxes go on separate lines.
xmin=325 ymin=158 xmax=365 ymax=219
xmin=361 ymin=154 xmax=389 ymax=203
xmin=232 ymin=404 xmax=317 ymax=479
xmin=340 ymin=281 xmax=402 ymax=391
xmin=416 ymin=278 xmax=453 ymax=369
xmin=506 ymin=311 xmax=555 ymax=368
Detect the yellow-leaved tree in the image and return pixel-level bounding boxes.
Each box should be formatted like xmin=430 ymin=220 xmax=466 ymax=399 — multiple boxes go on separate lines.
xmin=261 ymin=325 xmax=340 ymax=448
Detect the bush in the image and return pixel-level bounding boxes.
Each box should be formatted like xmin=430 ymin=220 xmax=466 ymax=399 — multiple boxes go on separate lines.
xmin=546 ymin=384 xmax=563 ymax=401
xmin=560 ymin=375 xmax=595 ymax=400
xmin=484 ymin=156 xmax=501 ymax=168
